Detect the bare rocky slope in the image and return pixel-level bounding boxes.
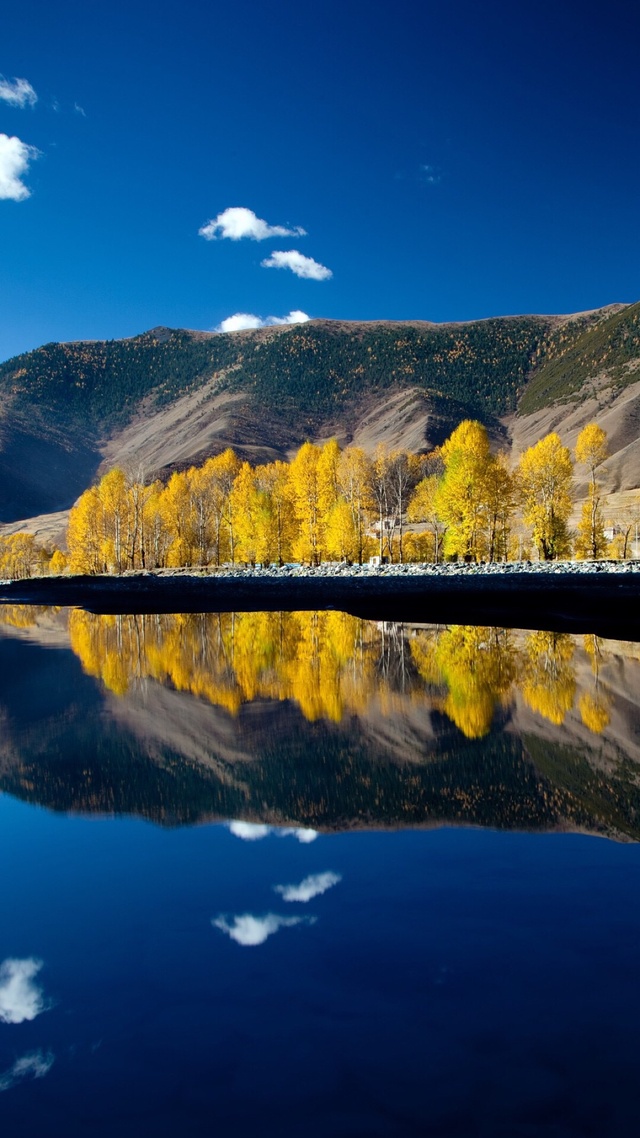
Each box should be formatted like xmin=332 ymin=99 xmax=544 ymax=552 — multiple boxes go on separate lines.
xmin=1 ymin=302 xmax=639 ymax=532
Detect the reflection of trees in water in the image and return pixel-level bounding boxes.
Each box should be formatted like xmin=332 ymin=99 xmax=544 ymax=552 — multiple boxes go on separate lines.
xmin=0 ymin=606 xmax=615 ymax=741
xmin=579 ymin=634 xmax=612 ymax=732
xmin=410 ymin=626 xmax=516 ymax=739
xmin=520 ymin=632 xmax=577 ymax=726
xmin=68 ymin=610 xmax=381 ymax=724
xmin=1 ymin=606 xmax=639 ymax=837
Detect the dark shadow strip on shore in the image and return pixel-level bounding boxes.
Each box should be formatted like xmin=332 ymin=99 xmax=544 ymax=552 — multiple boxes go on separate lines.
xmin=1 ymin=572 xmax=640 ymax=641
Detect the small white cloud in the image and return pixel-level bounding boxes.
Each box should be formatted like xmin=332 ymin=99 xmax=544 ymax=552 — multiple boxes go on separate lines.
xmin=0 ymin=958 xmax=48 ymax=1024
xmin=0 ymin=77 xmax=37 ymax=109
xmin=216 ymin=310 xmax=310 ymax=333
xmin=0 ymin=1051 xmax=54 ymax=1094
xmin=212 ymin=912 xmax=313 ymax=947
xmin=199 ymin=206 xmax=306 ymax=242
xmin=217 ymin=313 xmax=264 ymax=333
xmin=420 ymin=164 xmax=441 ymax=185
xmin=274 ymin=871 xmax=341 ymax=903
xmin=0 ymin=134 xmax=39 ymax=201
xmin=74 ymin=103 xmax=86 ymax=117
xmin=261 ymin=249 xmax=332 ymax=281
xmin=268 ymin=309 xmax=309 ymax=326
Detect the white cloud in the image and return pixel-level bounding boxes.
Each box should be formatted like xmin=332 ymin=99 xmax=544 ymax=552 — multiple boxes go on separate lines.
xmin=274 ymin=871 xmax=341 ymax=903
xmin=217 ymin=313 xmax=264 ymax=333
xmin=227 ymin=821 xmax=319 ymax=843
xmin=0 ymin=958 xmax=48 ymax=1024
xmin=0 ymin=77 xmax=37 ymax=109
xmin=212 ymin=912 xmax=313 ymax=947
xmin=216 ymin=310 xmax=310 ymax=333
xmin=0 ymin=134 xmax=39 ymax=201
xmin=74 ymin=103 xmax=86 ymax=117
xmin=268 ymin=310 xmax=309 ymax=326
xmin=420 ymin=164 xmax=441 ymax=185
xmin=261 ymin=250 xmax=332 ymax=281
xmin=0 ymin=1051 xmax=54 ymax=1094
xmin=199 ymin=206 xmax=306 ymax=242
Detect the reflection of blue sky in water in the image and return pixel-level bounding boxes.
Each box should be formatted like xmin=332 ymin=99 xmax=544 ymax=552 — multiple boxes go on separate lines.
xmin=0 ymin=958 xmax=49 ymax=1025
xmin=0 ymin=1050 xmax=54 ymax=1093
xmin=274 ymin=871 xmax=341 ymax=903
xmin=3 ymin=628 xmax=640 ymax=1135
xmin=228 ymin=821 xmax=318 ymax=843
xmin=212 ymin=913 xmax=315 ymax=947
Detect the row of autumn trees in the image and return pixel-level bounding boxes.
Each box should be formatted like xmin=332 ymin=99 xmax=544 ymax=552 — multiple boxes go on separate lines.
xmin=40 ymin=418 xmax=618 ymax=575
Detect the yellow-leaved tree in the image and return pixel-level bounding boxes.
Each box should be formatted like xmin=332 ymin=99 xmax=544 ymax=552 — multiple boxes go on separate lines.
xmin=162 ymin=470 xmax=195 ymax=567
xmin=517 ymin=432 xmax=573 ymax=560
xmin=230 ymin=462 xmax=264 ymax=565
xmin=407 ymin=474 xmax=443 ymax=562
xmin=574 ymin=423 xmax=609 ymax=560
xmin=0 ymin=534 xmax=42 ymax=579
xmin=254 ymin=461 xmax=297 ymax=565
xmin=288 ymin=442 xmax=324 ymax=564
xmin=327 ymin=446 xmax=374 ymax=563
xmin=369 ymin=446 xmax=419 ymax=562
xmin=435 ymin=421 xmax=515 ymax=562
xmin=68 ymin=486 xmax=98 ymax=573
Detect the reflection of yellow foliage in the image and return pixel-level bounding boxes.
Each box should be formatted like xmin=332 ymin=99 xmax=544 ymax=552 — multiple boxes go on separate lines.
xmin=436 ymin=626 xmax=516 ymax=738
xmin=61 ymin=609 xmax=615 ymax=740
xmin=67 ymin=609 xmax=378 ymax=723
xmin=411 ymin=626 xmax=516 ymax=738
xmin=583 ymin=634 xmax=603 ymax=674
xmin=409 ymin=632 xmax=441 ymax=685
xmin=579 ymin=691 xmax=611 ymax=734
xmin=521 ymin=632 xmax=576 ymax=725
xmin=0 ymin=604 xmax=58 ymax=629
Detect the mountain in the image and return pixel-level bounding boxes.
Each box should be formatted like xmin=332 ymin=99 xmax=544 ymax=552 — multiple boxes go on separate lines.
xmin=1 ymin=303 xmax=639 ymax=525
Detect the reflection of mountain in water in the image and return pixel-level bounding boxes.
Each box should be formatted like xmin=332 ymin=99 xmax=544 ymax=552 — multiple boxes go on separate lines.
xmin=1 ymin=608 xmax=640 ymax=839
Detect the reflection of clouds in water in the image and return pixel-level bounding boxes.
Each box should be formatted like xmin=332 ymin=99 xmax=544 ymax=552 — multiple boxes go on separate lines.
xmin=227 ymin=822 xmax=272 ymax=841
xmin=281 ymin=827 xmax=318 ymax=843
xmin=212 ymin=913 xmax=315 ymax=947
xmin=274 ymin=871 xmax=341 ymax=903
xmin=227 ymin=821 xmax=318 ymax=844
xmin=0 ymin=1050 xmax=54 ymax=1093
xmin=0 ymin=958 xmax=48 ymax=1025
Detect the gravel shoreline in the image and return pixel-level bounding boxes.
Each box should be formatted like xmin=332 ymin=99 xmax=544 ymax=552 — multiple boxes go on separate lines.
xmin=1 ymin=561 xmax=640 ymax=640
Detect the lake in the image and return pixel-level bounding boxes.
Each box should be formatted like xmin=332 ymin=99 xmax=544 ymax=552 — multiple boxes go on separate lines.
xmin=1 ymin=607 xmax=640 ymax=1136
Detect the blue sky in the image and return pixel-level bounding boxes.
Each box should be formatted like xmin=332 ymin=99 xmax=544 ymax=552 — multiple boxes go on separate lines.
xmin=1 ymin=0 xmax=639 ymax=361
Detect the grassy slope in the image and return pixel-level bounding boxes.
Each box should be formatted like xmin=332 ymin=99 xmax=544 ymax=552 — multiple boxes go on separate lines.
xmin=518 ymin=302 xmax=640 ymax=414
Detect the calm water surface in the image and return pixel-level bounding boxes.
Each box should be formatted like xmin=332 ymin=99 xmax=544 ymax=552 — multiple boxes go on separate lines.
xmin=1 ymin=608 xmax=640 ymax=1137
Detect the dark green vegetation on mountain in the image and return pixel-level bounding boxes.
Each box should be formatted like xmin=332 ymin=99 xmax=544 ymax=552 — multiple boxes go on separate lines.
xmin=0 ymin=328 xmax=240 ymax=431
xmin=0 ymin=317 xmax=548 ymax=436
xmin=216 ymin=317 xmax=548 ymax=427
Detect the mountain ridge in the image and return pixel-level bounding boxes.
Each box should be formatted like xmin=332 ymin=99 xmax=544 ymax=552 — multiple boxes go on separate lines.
xmin=1 ymin=302 xmax=639 ymax=526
